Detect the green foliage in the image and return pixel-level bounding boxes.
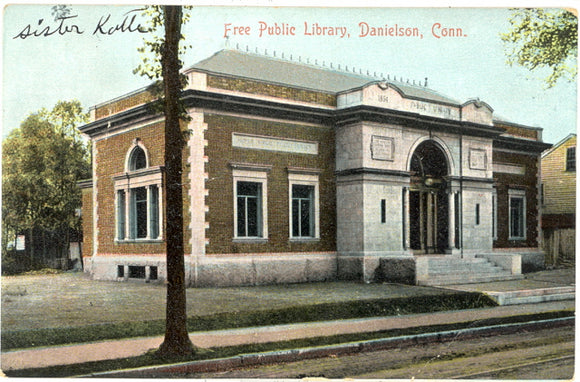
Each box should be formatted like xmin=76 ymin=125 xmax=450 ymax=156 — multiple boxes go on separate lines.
xmin=133 ymin=6 xmax=193 ymax=121
xmin=2 ymin=101 xmax=91 ymax=253
xmin=502 ymin=8 xmax=578 ymax=87
xmin=133 ymin=6 xmax=193 ymax=81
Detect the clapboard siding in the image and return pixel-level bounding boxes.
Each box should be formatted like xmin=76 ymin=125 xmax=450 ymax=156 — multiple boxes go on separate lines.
xmin=542 ymin=135 xmax=576 ymax=215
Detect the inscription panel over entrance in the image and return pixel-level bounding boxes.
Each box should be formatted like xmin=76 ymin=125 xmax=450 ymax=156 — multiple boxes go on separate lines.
xmin=371 ymin=135 xmax=394 ymax=161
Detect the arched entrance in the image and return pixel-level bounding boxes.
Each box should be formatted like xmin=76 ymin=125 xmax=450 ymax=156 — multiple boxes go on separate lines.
xmin=409 ymin=140 xmax=450 ymax=254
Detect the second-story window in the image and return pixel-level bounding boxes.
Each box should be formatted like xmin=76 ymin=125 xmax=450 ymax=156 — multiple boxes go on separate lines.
xmin=566 ymin=147 xmax=575 ymax=171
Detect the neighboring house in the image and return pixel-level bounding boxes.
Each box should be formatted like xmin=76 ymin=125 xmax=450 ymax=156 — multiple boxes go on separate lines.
xmin=541 ymin=134 xmax=576 ymax=266
xmin=78 ymin=48 xmax=550 ymax=287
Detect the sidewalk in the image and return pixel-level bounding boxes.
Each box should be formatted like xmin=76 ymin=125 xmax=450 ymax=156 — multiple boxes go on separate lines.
xmin=1 ymin=268 xmax=575 ymax=372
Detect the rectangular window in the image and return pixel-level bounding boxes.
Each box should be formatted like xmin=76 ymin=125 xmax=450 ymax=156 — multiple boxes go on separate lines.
xmin=292 ymin=185 xmax=315 ymax=237
xmin=128 ymin=265 xmax=146 ymax=279
xmin=132 ymin=187 xmax=148 ymax=239
xmin=149 ymin=266 xmax=158 ymax=280
xmin=492 ymin=191 xmax=498 ymax=240
xmin=149 ymin=186 xmax=159 ymax=239
xmin=381 ymin=199 xmax=386 ymax=223
xmin=509 ymin=194 xmax=526 ymax=239
xmin=237 ymin=181 xmax=262 ymax=237
xmin=566 ymin=147 xmax=575 ymax=171
xmin=475 ymin=204 xmax=480 ymax=225
xmin=117 ymin=191 xmax=126 ymax=240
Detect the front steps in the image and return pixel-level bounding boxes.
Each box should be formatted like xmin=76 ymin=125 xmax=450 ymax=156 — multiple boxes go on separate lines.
xmin=416 ymin=256 xmax=523 ymax=286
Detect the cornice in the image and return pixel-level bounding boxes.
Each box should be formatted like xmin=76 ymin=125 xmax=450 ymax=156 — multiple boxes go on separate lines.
xmin=494 ymin=135 xmax=552 ymax=154
xmin=81 ymin=90 xmax=519 ymax=143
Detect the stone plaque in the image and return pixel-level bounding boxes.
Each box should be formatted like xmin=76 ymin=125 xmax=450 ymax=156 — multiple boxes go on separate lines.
xmin=371 ymin=136 xmax=394 ymax=161
xmin=232 ymin=133 xmax=318 ymax=155
xmin=469 ymin=148 xmax=487 ymax=170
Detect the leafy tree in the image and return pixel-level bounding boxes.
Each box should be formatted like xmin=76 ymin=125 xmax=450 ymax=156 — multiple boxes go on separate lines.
xmin=2 ymin=101 xmax=90 ymax=269
xmin=135 ymin=5 xmax=196 ymax=357
xmin=502 ymin=8 xmax=578 ymax=87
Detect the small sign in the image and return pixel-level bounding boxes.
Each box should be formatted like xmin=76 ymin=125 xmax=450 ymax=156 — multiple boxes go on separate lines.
xmin=16 ymin=235 xmax=25 ymax=251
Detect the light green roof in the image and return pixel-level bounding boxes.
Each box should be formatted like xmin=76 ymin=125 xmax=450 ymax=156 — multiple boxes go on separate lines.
xmin=188 ymin=49 xmax=460 ymax=105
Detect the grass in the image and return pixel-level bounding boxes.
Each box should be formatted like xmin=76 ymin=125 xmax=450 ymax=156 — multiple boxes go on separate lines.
xmin=2 ymin=291 xmax=494 ymax=350
xmin=4 ymin=310 xmax=574 ymax=378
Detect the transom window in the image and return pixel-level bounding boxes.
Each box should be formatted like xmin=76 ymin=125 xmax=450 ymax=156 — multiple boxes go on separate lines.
xmin=129 ymin=146 xmax=147 ymax=171
xmin=114 ymin=141 xmax=163 ymax=242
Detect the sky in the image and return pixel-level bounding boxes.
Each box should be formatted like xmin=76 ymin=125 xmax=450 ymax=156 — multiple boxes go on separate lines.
xmin=2 ymin=2 xmax=577 ymax=145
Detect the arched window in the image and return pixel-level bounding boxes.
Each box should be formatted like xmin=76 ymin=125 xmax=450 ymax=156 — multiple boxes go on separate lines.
xmin=114 ymin=142 xmax=163 ymax=241
xmin=129 ymin=146 xmax=147 ymax=171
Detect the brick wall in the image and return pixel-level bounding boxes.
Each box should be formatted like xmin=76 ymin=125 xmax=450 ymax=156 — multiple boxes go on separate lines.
xmin=94 ymin=90 xmax=156 ymax=120
xmin=497 ymin=123 xmax=540 ymax=140
xmin=95 ymin=122 xmax=170 ymax=255
xmin=81 ymin=187 xmax=93 ymax=258
xmin=493 ymin=149 xmax=540 ymax=248
xmin=208 ymin=75 xmax=336 ymax=106
xmin=204 ymin=114 xmax=336 ymax=254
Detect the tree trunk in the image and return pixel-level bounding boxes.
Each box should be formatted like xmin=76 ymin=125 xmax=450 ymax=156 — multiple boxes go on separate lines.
xmin=157 ymin=5 xmax=196 ymax=357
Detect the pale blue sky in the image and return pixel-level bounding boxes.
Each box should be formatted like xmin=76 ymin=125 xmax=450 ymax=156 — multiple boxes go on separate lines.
xmin=2 ymin=4 xmax=577 ymax=144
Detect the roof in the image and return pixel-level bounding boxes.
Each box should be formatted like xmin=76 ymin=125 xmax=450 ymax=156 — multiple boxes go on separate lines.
xmin=186 ymin=49 xmax=460 ymax=105
xmin=541 ymin=133 xmax=576 ymax=158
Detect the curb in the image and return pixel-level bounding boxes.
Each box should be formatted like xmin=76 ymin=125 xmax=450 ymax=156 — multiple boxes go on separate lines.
xmin=84 ymin=316 xmax=574 ymax=378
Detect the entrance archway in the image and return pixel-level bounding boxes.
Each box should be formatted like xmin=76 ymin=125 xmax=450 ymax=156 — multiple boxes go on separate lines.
xmin=409 ymin=140 xmax=450 ymax=254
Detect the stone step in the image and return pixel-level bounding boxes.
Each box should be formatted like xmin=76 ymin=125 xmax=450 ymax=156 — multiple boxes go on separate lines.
xmin=428 ymin=266 xmax=504 ymax=276
xmin=418 ymin=272 xmax=523 ymax=286
xmin=427 ymin=263 xmax=503 ymax=272
xmin=484 ymin=287 xmax=575 ymax=305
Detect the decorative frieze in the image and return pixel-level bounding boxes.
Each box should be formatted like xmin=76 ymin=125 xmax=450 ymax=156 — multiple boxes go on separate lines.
xmin=232 ymin=132 xmax=319 ymax=155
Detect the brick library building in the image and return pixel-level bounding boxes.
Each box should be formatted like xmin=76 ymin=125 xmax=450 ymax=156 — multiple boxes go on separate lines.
xmin=78 ymin=49 xmax=551 ymax=287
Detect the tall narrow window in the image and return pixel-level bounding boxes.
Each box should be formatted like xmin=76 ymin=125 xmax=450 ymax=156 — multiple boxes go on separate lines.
xmin=149 ymin=186 xmax=159 ymax=239
xmin=566 ymin=147 xmax=575 ymax=171
xmin=381 ymin=199 xmax=386 ymax=224
xmin=509 ymin=191 xmax=526 ymax=240
xmin=288 ymin=168 xmax=320 ymax=241
xmin=132 ymin=187 xmax=148 ymax=239
xmin=117 ymin=190 xmax=126 ymax=240
xmin=492 ymin=190 xmax=498 ymax=240
xmin=475 ymin=204 xmax=480 ymax=225
xmin=292 ymin=185 xmax=315 ymax=237
xmin=237 ymin=181 xmax=262 ymax=237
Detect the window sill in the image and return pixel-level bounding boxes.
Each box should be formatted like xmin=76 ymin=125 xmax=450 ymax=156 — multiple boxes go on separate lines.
xmin=115 ymin=239 xmax=164 ymax=244
xmin=289 ymin=237 xmax=320 ymax=243
xmin=233 ymin=238 xmax=268 ymax=244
